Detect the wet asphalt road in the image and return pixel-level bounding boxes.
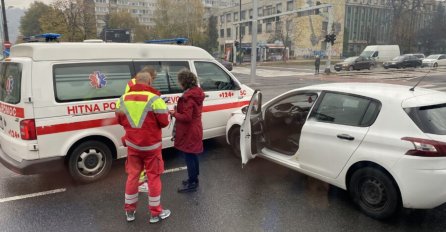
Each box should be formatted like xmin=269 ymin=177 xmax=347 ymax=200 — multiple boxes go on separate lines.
xmin=1 ymin=67 xmax=446 ymax=232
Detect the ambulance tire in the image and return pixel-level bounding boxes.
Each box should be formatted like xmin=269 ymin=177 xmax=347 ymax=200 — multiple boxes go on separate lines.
xmin=229 ymin=126 xmax=241 ymax=159
xmin=68 ymin=141 xmax=113 ymax=183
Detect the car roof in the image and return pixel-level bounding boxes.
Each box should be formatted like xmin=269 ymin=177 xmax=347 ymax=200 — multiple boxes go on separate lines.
xmin=10 ymin=42 xmax=214 ymax=61
xmin=298 ymin=83 xmax=443 ymax=105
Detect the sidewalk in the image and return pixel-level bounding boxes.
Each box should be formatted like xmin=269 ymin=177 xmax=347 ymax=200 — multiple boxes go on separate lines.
xmin=233 ymin=58 xmax=343 ymax=67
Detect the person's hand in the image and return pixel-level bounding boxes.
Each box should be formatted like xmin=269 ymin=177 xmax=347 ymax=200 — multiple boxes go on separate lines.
xmin=169 ymin=110 xmax=175 ymax=116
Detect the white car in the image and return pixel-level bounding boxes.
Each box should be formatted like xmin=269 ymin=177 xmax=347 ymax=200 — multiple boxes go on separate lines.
xmin=226 ymin=83 xmax=446 ymax=219
xmin=422 ymin=54 xmax=446 ymax=68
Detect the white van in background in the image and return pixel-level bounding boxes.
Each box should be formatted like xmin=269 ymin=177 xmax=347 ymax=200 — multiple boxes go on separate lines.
xmin=0 ymin=43 xmax=253 ymax=183
xmin=360 ymin=45 xmax=400 ymax=63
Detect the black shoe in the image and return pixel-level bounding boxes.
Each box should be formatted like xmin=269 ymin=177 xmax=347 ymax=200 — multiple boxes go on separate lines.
xmin=178 ymin=183 xmax=198 ymax=193
xmin=182 ymin=179 xmax=199 ymax=186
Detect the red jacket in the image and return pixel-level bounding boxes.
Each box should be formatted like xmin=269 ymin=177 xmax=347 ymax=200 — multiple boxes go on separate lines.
xmin=174 ymin=86 xmax=205 ymax=154
xmin=116 ymin=84 xmax=169 ymax=155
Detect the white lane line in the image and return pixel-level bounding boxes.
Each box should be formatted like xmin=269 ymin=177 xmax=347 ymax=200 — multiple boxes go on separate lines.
xmin=0 ymin=188 xmax=66 ymax=203
xmin=164 ymin=166 xmax=187 ymax=174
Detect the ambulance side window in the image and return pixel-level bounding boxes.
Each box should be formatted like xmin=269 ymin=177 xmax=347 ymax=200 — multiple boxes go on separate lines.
xmin=0 ymin=62 xmax=22 ymax=104
xmin=194 ymin=61 xmax=238 ymax=91
xmin=134 ymin=61 xmax=189 ymax=94
xmin=54 ymin=62 xmax=133 ymax=102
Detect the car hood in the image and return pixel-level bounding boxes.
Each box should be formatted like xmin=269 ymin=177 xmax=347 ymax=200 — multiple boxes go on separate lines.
xmin=335 ymin=61 xmax=351 ymax=66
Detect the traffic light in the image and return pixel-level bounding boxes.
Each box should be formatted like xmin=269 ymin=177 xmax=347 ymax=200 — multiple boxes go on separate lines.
xmin=234 ymin=41 xmax=239 ymax=47
xmin=324 ymin=34 xmax=330 ymax=43
xmin=315 ymin=1 xmax=321 ymax=14
xmin=330 ymin=34 xmax=336 ymax=45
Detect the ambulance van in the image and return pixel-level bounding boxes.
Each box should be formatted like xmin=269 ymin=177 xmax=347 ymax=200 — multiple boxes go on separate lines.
xmin=0 ymin=43 xmax=253 ymax=182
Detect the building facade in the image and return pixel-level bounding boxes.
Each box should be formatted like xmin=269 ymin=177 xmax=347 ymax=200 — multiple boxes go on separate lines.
xmin=217 ymin=0 xmax=440 ymax=60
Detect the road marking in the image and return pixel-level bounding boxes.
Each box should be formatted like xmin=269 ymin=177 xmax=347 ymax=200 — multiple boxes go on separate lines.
xmin=164 ymin=166 xmax=187 ymax=174
xmin=433 ymin=86 xmax=446 ymax=91
xmin=0 ymin=188 xmax=66 ymax=203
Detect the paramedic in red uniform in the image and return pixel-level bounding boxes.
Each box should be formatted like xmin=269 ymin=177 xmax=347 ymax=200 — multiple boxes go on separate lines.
xmin=125 ymin=66 xmax=158 ymax=193
xmin=169 ymin=70 xmax=205 ymax=193
xmin=116 ymin=71 xmax=171 ymax=223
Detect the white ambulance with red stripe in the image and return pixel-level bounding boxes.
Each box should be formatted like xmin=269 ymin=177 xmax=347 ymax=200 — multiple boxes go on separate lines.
xmin=0 ymin=43 xmax=253 ymax=182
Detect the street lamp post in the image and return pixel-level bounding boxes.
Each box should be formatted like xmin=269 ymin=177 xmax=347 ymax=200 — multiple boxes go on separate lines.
xmin=1 ymin=0 xmax=9 ymax=42
xmin=239 ymin=0 xmax=242 ymax=64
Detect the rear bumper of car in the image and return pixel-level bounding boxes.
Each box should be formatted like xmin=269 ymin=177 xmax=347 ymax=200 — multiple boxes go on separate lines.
xmin=0 ymin=146 xmax=64 ymax=175
xmin=393 ymin=156 xmax=446 ymax=209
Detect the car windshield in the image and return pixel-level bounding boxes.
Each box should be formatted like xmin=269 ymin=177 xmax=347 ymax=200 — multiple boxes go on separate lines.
xmin=344 ymin=57 xmax=358 ymax=62
xmin=392 ymin=56 xmax=404 ymax=61
xmin=405 ymin=103 xmax=446 ymax=135
xmin=426 ymin=55 xmax=440 ymax=59
xmin=360 ymin=51 xmax=374 ymax=57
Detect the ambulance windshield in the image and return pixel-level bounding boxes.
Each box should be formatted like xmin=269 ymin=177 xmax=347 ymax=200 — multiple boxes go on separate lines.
xmin=0 ymin=62 xmax=22 ymax=104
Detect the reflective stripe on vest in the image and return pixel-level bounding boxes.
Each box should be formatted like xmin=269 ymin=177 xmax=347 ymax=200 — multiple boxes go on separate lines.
xmin=126 ymin=140 xmax=161 ymax=151
xmin=124 ymin=79 xmax=137 ymax=94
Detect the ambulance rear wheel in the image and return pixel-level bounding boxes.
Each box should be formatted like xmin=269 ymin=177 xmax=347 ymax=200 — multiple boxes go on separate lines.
xmin=68 ymin=141 xmax=112 ymax=183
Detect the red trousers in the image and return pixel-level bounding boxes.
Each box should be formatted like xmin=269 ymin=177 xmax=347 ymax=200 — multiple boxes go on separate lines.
xmin=124 ymin=150 xmax=164 ymax=216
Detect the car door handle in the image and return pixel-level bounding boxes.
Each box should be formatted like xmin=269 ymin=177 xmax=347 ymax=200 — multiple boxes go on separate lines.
xmin=337 ymin=134 xmax=355 ymax=141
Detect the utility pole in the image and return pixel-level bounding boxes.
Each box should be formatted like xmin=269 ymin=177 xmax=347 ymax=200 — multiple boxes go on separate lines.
xmin=1 ymin=0 xmax=9 ymax=42
xmin=250 ymin=0 xmax=258 ymax=84
xmin=239 ymin=0 xmax=242 ymax=65
xmin=324 ymin=6 xmax=333 ymax=74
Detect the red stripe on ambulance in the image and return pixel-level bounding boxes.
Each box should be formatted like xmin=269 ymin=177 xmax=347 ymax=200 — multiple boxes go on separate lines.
xmin=0 ymin=102 xmax=25 ymax=118
xmin=36 ymin=101 xmax=250 ymax=135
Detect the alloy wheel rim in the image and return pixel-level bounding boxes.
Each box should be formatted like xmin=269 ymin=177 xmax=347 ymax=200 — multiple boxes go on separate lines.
xmin=77 ymin=148 xmax=105 ymax=176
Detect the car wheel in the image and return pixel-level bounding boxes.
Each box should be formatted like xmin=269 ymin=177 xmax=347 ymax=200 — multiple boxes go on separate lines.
xmin=433 ymin=63 xmax=438 ymax=68
xmin=229 ymin=126 xmax=241 ymax=159
xmin=349 ymin=66 xmax=354 ymax=71
xmin=349 ymin=167 xmax=400 ymax=219
xmin=68 ymin=141 xmax=113 ymax=183
xmin=368 ymin=64 xmax=375 ymax=70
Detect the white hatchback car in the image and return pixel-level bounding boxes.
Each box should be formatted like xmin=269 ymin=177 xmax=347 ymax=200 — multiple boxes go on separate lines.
xmin=422 ymin=54 xmax=446 ymax=68
xmin=226 ymin=83 xmax=446 ymax=219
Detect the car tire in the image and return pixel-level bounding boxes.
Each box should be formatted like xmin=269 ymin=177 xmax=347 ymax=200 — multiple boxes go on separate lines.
xmin=228 ymin=126 xmax=241 ymax=159
xmin=68 ymin=140 xmax=113 ymax=183
xmin=349 ymin=167 xmax=400 ymax=219
xmin=433 ymin=63 xmax=438 ymax=68
xmin=368 ymin=64 xmax=375 ymax=70
xmin=349 ymin=66 xmax=354 ymax=71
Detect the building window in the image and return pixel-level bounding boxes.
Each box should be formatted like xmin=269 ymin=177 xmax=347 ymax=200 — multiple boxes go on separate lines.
xmin=234 ymin=12 xmax=238 ymax=21
xmin=266 ymin=22 xmax=273 ymax=33
xmin=258 ymin=7 xmax=263 ymax=17
xmin=220 ymin=15 xmax=225 ymax=23
xmin=248 ymin=23 xmax=252 ymax=35
xmin=276 ymin=3 xmax=282 ymax=13
xmin=227 ymin=28 xmax=231 ymax=37
xmin=241 ymin=10 xmax=246 ymax=20
xmin=226 ymin=13 xmax=232 ymax=22
xmin=287 ymin=0 xmax=294 ymax=11
xmin=240 ymin=25 xmax=245 ymax=36
xmin=257 ymin=23 xmax=262 ymax=34
xmin=220 ymin=29 xmax=224 ymax=38
xmin=249 ymin=9 xmax=253 ymax=19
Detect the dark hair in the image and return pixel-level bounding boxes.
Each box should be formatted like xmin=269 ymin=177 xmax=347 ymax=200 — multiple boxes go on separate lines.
xmin=177 ymin=69 xmax=198 ymax=90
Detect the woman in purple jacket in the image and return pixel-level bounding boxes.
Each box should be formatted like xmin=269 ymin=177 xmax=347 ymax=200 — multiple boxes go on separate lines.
xmin=169 ymin=70 xmax=205 ymax=193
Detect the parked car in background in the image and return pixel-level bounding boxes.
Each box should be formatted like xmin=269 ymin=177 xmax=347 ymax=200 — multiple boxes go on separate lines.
xmin=334 ymin=56 xmax=376 ymax=71
xmin=406 ymin=53 xmax=425 ymax=60
xmin=383 ymin=54 xmax=422 ymax=69
xmin=227 ymin=83 xmax=446 ymax=220
xmin=422 ymin=54 xmax=446 ymax=68
xmin=216 ymin=58 xmax=233 ymax=71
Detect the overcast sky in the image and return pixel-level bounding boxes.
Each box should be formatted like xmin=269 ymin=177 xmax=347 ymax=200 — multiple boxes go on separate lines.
xmin=5 ymin=0 xmax=56 ymax=9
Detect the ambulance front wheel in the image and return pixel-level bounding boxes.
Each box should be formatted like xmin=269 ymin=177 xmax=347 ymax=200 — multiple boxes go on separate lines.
xmin=68 ymin=141 xmax=113 ymax=183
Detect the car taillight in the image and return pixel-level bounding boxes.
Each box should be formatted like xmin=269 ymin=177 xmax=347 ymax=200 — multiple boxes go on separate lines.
xmin=20 ymin=119 xmax=37 ymax=140
xmin=401 ymin=137 xmax=446 ymax=157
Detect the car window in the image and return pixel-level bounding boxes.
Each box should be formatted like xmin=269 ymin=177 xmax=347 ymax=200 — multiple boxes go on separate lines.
xmin=309 ymin=92 xmax=380 ymax=127
xmin=0 ymin=63 xmax=22 ymax=104
xmin=53 ymin=62 xmax=132 ymax=102
xmin=405 ymin=103 xmax=446 ymax=135
xmin=194 ymin=61 xmax=238 ymax=91
xmin=440 ymin=55 xmax=446 ymax=60
xmin=134 ymin=61 xmax=190 ymax=94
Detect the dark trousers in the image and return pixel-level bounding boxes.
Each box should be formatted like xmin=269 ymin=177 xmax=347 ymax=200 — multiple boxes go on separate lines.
xmin=315 ymin=64 xmax=320 ymax=74
xmin=183 ymin=152 xmax=199 ymax=183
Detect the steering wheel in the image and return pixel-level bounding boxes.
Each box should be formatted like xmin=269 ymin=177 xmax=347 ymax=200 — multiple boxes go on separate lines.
xmin=289 ymin=105 xmax=304 ymax=115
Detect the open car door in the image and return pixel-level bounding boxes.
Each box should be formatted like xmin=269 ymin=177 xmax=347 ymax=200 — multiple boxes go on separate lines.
xmin=240 ymin=90 xmax=263 ymax=166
